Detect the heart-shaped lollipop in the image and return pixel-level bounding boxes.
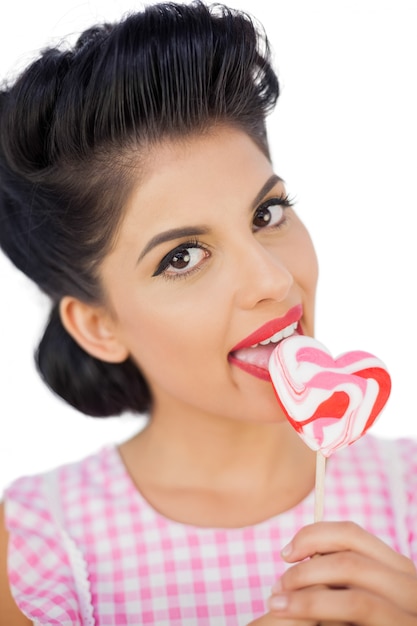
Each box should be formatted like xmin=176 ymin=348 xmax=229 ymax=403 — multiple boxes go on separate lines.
xmin=268 ymin=335 xmax=391 ymax=458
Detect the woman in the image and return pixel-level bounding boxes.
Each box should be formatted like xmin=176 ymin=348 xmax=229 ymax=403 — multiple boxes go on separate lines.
xmin=0 ymin=2 xmax=416 ymax=624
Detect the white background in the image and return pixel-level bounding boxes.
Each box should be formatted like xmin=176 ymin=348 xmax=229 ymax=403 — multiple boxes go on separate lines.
xmin=1 ymin=0 xmax=416 ymax=494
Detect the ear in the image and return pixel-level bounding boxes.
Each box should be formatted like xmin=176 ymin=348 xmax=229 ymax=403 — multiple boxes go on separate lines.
xmin=59 ymin=296 xmax=129 ymax=363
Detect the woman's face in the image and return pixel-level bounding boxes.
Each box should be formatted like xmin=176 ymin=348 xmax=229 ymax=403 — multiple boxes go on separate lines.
xmin=100 ymin=126 xmax=318 ymax=423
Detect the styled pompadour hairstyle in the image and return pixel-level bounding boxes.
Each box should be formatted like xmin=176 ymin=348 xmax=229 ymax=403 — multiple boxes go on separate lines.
xmin=0 ymin=1 xmax=279 ymax=416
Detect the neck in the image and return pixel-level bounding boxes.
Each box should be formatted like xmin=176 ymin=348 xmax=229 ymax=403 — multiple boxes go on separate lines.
xmin=119 ymin=403 xmax=316 ymax=527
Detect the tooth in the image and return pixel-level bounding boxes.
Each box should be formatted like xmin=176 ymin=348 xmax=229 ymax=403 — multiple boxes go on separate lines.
xmin=270 ymin=330 xmax=283 ymax=343
xmin=249 ymin=321 xmax=299 ymax=349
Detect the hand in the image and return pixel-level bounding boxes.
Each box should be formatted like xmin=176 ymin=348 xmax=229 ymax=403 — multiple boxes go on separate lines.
xmin=265 ymin=521 xmax=417 ymax=625
xmin=246 ymin=607 xmax=342 ymax=625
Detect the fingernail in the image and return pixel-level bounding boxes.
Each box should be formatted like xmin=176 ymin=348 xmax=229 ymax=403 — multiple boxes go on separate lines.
xmin=281 ymin=541 xmax=292 ymax=558
xmin=268 ymin=593 xmax=289 ymax=611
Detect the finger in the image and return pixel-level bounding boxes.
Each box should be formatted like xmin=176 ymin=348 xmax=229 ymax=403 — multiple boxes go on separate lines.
xmin=246 ymin=612 xmax=318 ymax=626
xmin=268 ymin=587 xmax=417 ymax=626
xmin=282 ymin=521 xmax=416 ymax=575
xmin=279 ymin=550 xmax=417 ymax=614
xmin=271 ymin=582 xmax=347 ymax=626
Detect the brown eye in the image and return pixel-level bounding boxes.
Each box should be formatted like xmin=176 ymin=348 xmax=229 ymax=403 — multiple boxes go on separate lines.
xmin=153 ymin=243 xmax=210 ymax=278
xmin=253 ymin=200 xmax=285 ymax=230
xmin=253 ymin=206 xmax=273 ymax=227
xmin=170 ymin=249 xmax=190 ymax=269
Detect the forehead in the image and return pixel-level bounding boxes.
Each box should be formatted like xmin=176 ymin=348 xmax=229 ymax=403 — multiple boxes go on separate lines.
xmin=121 ymin=127 xmax=274 ymax=232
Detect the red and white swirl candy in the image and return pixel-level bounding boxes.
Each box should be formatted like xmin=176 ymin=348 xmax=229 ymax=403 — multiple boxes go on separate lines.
xmin=268 ymin=335 xmax=391 ymax=457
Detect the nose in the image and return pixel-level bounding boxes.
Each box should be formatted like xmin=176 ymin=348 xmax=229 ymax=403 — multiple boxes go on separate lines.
xmin=233 ymin=238 xmax=294 ymax=309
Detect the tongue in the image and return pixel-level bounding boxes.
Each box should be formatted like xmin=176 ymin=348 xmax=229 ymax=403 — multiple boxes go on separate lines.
xmin=232 ymin=343 xmax=276 ymax=371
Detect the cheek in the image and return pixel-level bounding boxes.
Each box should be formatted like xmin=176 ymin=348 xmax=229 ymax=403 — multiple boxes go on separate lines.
xmin=117 ymin=296 xmax=221 ymax=381
xmin=292 ymin=221 xmax=319 ymax=289
xmin=304 ymin=236 xmax=319 ymax=289
xmin=297 ymin=229 xmax=319 ymax=334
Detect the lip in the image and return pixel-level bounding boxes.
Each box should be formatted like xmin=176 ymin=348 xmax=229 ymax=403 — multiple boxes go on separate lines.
xmin=229 ymin=304 xmax=303 ymax=352
xmin=228 ymin=304 xmax=304 ymax=382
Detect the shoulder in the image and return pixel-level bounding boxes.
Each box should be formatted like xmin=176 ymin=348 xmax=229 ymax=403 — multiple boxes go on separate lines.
xmin=378 ymin=435 xmax=417 ymax=497
xmin=335 ymin=433 xmax=417 ymax=473
xmin=327 ymin=433 xmax=417 ymax=515
xmin=335 ymin=433 xmax=417 ymax=486
xmin=5 ymin=445 xmax=117 ymax=520
xmin=335 ymin=434 xmax=417 ymax=517
xmin=2 ymin=446 xmax=115 ymax=626
xmin=323 ymin=435 xmax=417 ymax=560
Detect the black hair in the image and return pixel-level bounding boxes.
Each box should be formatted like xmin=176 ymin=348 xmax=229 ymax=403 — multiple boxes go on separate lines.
xmin=0 ymin=1 xmax=279 ymax=417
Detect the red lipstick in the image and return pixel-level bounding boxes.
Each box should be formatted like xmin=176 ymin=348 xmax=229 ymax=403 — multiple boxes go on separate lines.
xmin=228 ymin=304 xmax=303 ymax=382
xmin=230 ymin=304 xmax=303 ymax=352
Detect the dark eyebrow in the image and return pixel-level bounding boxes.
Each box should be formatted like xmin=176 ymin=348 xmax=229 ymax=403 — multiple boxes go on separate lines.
xmin=137 ymin=174 xmax=283 ymax=263
xmin=137 ymin=226 xmax=210 ymax=263
xmin=251 ymin=174 xmax=283 ymax=209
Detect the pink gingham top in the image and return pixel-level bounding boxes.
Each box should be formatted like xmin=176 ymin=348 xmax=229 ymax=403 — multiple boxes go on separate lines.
xmin=4 ymin=435 xmax=417 ymax=626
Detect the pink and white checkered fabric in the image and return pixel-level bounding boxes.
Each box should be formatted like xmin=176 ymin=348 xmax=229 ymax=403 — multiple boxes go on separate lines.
xmin=5 ymin=435 xmax=417 ymax=625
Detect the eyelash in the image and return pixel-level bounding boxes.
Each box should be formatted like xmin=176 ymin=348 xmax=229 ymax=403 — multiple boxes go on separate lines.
xmin=153 ymin=237 xmax=209 ymax=279
xmin=252 ymin=193 xmax=294 ymax=232
xmin=153 ymin=193 xmax=295 ymax=280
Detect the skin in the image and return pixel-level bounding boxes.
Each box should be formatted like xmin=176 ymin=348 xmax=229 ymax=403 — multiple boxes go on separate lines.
xmin=1 ymin=126 xmax=416 ymax=624
xmin=62 ymin=125 xmax=320 ymax=527
xmin=99 ymin=127 xmax=318 ymax=429
xmin=250 ymin=522 xmax=417 ymax=626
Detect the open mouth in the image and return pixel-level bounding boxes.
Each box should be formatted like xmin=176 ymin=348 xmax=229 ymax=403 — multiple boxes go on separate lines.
xmin=228 ymin=305 xmax=303 ymax=381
